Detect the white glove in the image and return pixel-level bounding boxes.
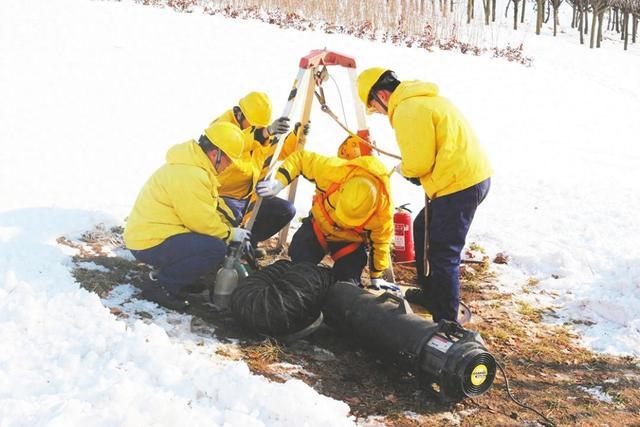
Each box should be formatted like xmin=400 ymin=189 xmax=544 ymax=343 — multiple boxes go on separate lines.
xmin=370 ymin=278 xmax=401 ymax=293
xmin=230 ymin=227 xmax=252 ymax=244
xmin=256 ymin=179 xmax=284 ymax=198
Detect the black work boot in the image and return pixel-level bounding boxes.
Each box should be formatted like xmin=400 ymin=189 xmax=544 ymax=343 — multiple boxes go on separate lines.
xmin=404 ymin=288 xmax=435 ymax=314
xmin=140 ymin=272 xmax=190 ymax=312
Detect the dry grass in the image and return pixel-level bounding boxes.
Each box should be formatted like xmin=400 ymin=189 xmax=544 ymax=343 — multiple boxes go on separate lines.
xmin=244 ymin=338 xmax=285 ymax=372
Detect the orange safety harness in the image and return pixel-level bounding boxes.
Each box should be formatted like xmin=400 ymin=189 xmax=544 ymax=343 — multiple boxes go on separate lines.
xmin=311 ymin=177 xmax=379 ymax=262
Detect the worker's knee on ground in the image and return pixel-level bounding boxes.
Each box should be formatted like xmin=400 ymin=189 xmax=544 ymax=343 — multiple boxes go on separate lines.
xmin=190 ymin=235 xmax=228 ymax=262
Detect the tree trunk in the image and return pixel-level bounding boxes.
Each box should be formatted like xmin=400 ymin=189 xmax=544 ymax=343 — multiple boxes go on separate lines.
xmin=572 ymin=4 xmax=577 ymax=28
xmin=621 ymin=9 xmax=626 ymax=39
xmin=536 ymin=0 xmax=544 ymax=34
xmin=451 ymin=0 xmax=454 ymax=13
xmin=615 ymin=8 xmax=620 ymax=33
xmin=579 ymin=8 xmax=585 ymax=44
xmin=590 ymin=3 xmax=597 ymax=48
xmin=633 ymin=15 xmax=638 ymax=43
xmin=483 ymin=0 xmax=491 ymax=24
xmin=521 ymin=0 xmax=526 ymax=22
xmin=544 ymin=0 xmax=551 ymax=23
xmin=467 ymin=0 xmax=473 ymax=23
xmin=624 ymin=11 xmax=630 ymax=50
xmin=554 ymin=5 xmax=558 ymax=36
xmin=597 ymin=11 xmax=604 ymax=47
xmin=585 ymin=6 xmax=589 ymax=34
xmin=606 ymin=9 xmax=611 ymax=30
xmin=492 ymin=0 xmax=497 ymax=21
xmin=514 ymin=0 xmax=519 ymax=29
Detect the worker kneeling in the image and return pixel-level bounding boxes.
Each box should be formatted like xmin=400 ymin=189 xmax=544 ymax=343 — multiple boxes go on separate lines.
xmin=256 ymin=151 xmax=395 ymax=288
xmin=123 ymin=122 xmax=252 ymax=311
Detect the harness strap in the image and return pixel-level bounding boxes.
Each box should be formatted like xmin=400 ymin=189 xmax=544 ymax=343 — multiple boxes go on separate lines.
xmin=311 ymin=217 xmax=361 ymax=262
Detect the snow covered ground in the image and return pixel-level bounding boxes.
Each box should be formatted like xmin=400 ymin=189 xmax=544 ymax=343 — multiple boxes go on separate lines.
xmin=1 ymin=0 xmax=639 ymax=424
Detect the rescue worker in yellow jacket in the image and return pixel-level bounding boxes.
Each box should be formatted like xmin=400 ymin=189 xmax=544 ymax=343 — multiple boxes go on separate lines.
xmin=124 ymin=122 xmax=252 ymax=311
xmin=256 ymin=150 xmax=394 ymax=287
xmin=357 ymin=68 xmax=492 ymax=322
xmin=211 ymin=92 xmax=308 ymax=249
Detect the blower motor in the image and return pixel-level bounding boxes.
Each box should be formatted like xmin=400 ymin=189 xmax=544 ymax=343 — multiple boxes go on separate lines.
xmin=322 ymin=281 xmax=496 ymax=402
xmin=417 ymin=320 xmax=496 ymax=400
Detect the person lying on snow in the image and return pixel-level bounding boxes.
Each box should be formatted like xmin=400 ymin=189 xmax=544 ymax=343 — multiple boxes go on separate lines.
xmin=256 ymin=149 xmax=396 ymax=290
xmin=123 ymin=122 xmax=252 ymax=311
xmin=357 ymin=67 xmax=492 ymax=322
xmin=210 ymin=91 xmax=310 ymax=256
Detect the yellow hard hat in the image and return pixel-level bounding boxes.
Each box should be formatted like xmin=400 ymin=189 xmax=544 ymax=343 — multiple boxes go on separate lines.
xmin=335 ymin=176 xmax=378 ymax=227
xmin=357 ymin=67 xmax=388 ymax=110
xmin=238 ymin=92 xmax=272 ymax=127
xmin=203 ymin=122 xmax=245 ymax=165
xmin=338 ymin=135 xmax=374 ymax=160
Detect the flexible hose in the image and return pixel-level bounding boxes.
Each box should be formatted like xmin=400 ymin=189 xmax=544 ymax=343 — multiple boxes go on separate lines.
xmin=230 ymin=261 xmax=334 ymax=336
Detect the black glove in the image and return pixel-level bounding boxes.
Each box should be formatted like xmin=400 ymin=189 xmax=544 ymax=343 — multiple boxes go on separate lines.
xmin=404 ymin=176 xmax=422 ymax=186
xmin=266 ymin=117 xmax=290 ymax=136
xmin=294 ymin=121 xmax=311 ymax=136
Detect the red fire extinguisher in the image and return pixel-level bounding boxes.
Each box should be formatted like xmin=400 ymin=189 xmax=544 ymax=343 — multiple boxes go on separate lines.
xmin=394 ymin=204 xmax=415 ymax=262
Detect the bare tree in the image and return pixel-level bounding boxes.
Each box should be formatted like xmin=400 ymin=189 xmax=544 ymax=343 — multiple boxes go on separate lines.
xmin=589 ymin=0 xmax=609 ymax=48
xmin=505 ymin=0 xmax=522 ymax=29
xmin=521 ymin=0 xmax=527 ymax=22
xmin=483 ymin=0 xmax=491 ymax=24
xmin=467 ymin=0 xmax=475 ymax=23
xmin=536 ymin=0 xmax=545 ymax=34
xmin=551 ymin=0 xmax=563 ymax=34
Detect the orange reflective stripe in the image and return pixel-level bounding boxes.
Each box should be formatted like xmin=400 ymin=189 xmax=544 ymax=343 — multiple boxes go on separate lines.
xmin=331 ymin=242 xmax=361 ymax=261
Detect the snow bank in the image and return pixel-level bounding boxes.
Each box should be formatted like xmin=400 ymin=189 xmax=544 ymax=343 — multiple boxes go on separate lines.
xmin=0 ymin=208 xmax=351 ymax=425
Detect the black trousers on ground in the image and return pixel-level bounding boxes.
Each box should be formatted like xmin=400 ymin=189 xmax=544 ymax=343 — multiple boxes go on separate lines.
xmin=288 ymin=216 xmax=367 ymax=284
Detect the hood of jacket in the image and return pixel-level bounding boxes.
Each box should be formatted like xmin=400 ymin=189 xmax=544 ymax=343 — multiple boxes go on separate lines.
xmin=387 ymin=80 xmax=439 ymax=120
xmin=165 ymin=140 xmax=216 ymax=175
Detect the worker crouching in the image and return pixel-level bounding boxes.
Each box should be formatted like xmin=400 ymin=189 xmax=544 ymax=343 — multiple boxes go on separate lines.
xmin=256 ymin=151 xmax=395 ymax=288
xmin=123 ymin=122 xmax=252 ymax=311
xmin=212 ymin=91 xmax=300 ymax=251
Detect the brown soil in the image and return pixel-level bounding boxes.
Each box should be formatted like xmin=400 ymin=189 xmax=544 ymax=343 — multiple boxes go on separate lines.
xmin=62 ymin=226 xmax=640 ymax=427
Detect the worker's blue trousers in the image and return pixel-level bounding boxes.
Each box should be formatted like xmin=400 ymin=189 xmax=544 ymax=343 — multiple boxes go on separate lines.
xmin=130 ymin=233 xmax=227 ymax=294
xmin=413 ymin=178 xmax=491 ymax=322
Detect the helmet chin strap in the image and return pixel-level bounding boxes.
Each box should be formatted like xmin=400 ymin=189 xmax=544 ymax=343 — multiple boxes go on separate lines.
xmin=214 ymin=147 xmax=223 ymax=170
xmin=370 ymin=91 xmax=388 ymax=113
xmin=234 ymin=107 xmax=247 ymax=129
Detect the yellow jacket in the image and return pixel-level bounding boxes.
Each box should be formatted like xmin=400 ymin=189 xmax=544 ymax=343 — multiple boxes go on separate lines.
xmin=388 ymin=81 xmax=492 ymax=199
xmin=275 ymin=151 xmax=394 ymax=278
xmin=212 ymin=110 xmax=299 ymax=199
xmin=123 ymin=141 xmax=235 ymax=250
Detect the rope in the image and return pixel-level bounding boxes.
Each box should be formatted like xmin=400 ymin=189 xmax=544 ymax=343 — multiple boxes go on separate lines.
xmin=313 ymin=87 xmax=403 ymax=161
xmin=328 ymin=73 xmax=349 ymax=126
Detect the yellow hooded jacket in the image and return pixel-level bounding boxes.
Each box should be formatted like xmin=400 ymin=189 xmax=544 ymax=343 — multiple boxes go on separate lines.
xmin=212 ymin=110 xmax=299 ymax=200
xmin=388 ymin=81 xmax=492 ymax=199
xmin=275 ymin=151 xmax=394 ymax=278
xmin=123 ymin=141 xmax=235 ymax=250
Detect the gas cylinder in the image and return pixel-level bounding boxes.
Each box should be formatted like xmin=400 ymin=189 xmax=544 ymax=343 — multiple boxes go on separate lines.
xmin=393 ymin=204 xmax=415 ymax=262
